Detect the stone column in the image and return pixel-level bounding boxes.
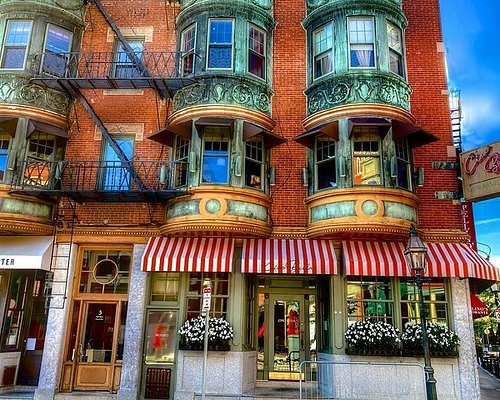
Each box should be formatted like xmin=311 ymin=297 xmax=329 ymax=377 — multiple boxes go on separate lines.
xmin=450 ymin=278 xmax=481 ymax=400
xmin=34 ymin=243 xmax=76 ymax=400
xmin=117 ymin=243 xmax=148 ymax=400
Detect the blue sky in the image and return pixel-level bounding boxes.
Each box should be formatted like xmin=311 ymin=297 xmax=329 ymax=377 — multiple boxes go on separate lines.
xmin=440 ymin=0 xmax=500 ymax=265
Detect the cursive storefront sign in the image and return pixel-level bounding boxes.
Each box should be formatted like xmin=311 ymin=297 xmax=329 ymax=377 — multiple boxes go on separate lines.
xmin=460 ymin=141 xmax=500 ymax=202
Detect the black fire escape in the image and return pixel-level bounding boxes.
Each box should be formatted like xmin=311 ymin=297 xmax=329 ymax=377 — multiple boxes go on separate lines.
xmin=11 ymin=0 xmax=195 ymax=204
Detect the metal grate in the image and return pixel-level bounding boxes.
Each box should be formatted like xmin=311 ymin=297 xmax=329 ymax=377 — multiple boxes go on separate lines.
xmin=144 ymin=367 xmax=171 ymax=399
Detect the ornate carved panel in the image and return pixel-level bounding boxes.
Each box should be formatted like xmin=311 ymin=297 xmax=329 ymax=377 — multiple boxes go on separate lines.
xmin=181 ymin=0 xmax=273 ymax=11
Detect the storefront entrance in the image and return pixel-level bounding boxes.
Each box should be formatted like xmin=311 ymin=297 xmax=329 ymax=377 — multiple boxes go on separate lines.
xmin=257 ymin=291 xmax=316 ymax=380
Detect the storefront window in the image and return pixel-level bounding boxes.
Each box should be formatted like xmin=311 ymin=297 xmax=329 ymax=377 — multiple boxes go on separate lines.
xmin=186 ymin=273 xmax=229 ymax=319
xmin=346 ymin=277 xmax=393 ymax=325
xmin=144 ymin=310 xmax=177 ymax=363
xmin=1 ymin=272 xmax=29 ymax=350
xmin=79 ymin=249 xmax=131 ymax=294
xmin=352 ymin=126 xmax=382 ymax=185
xmin=150 ymin=273 xmax=180 ymax=303
xmin=400 ymin=278 xmax=448 ymax=326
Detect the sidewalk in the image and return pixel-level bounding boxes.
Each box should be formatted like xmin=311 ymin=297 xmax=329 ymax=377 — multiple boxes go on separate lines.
xmin=479 ymin=365 xmax=500 ymax=400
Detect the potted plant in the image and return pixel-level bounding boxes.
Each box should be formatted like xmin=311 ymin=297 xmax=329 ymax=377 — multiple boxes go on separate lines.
xmin=178 ymin=316 xmax=234 ymax=351
xmin=401 ymin=322 xmax=460 ymax=357
xmin=345 ymin=320 xmax=401 ymax=356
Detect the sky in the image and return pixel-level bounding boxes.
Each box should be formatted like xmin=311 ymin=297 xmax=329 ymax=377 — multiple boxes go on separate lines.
xmin=439 ymin=0 xmax=500 ymax=265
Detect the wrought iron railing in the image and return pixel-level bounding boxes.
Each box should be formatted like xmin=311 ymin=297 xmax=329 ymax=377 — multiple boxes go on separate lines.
xmin=11 ymin=160 xmax=189 ymax=195
xmin=31 ymin=51 xmax=184 ymax=80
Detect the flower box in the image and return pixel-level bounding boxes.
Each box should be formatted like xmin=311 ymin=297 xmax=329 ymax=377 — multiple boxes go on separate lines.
xmin=345 ymin=347 xmax=401 ymax=356
xmin=178 ymin=316 xmax=234 ymax=351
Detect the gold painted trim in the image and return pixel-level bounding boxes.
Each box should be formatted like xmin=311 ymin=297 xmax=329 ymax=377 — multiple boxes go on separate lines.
xmin=168 ymin=104 xmax=276 ymax=131
xmin=160 ymin=221 xmax=272 ymax=238
xmin=421 ymin=230 xmax=470 ymax=243
xmin=0 ymin=219 xmax=53 ymax=235
xmin=302 ymin=103 xmax=416 ymax=131
xmin=0 ymin=187 xmax=56 ymax=206
xmin=0 ymin=104 xmax=67 ymax=127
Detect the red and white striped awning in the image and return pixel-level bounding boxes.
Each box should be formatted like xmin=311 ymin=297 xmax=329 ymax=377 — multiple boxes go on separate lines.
xmin=241 ymin=239 xmax=337 ymax=275
xmin=342 ymin=241 xmax=500 ymax=280
xmin=142 ymin=237 xmax=234 ymax=273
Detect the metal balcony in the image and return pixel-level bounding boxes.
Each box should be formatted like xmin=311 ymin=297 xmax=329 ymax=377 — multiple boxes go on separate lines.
xmin=29 ymin=51 xmax=196 ymax=97
xmin=10 ymin=160 xmax=190 ymax=203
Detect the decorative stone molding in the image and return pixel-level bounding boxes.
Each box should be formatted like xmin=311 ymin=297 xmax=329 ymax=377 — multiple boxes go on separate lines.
xmin=181 ymin=0 xmax=272 ymax=11
xmin=306 ymin=0 xmax=403 ymax=14
xmin=93 ymin=123 xmax=145 ymax=141
xmin=0 ymin=75 xmax=70 ymax=117
xmin=305 ymin=187 xmax=419 ymax=239
xmin=306 ymin=72 xmax=411 ymax=116
xmin=163 ymin=186 xmax=272 ymax=237
xmin=107 ymin=26 xmax=154 ymax=43
xmin=173 ymin=77 xmax=273 ymax=116
xmin=0 ymin=0 xmax=86 ymax=23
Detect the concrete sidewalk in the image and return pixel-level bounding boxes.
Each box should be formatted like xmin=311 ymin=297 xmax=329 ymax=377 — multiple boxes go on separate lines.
xmin=479 ymin=366 xmax=500 ymax=400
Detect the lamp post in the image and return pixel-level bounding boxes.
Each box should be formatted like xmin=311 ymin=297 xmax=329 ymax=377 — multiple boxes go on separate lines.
xmin=404 ymin=225 xmax=438 ymax=400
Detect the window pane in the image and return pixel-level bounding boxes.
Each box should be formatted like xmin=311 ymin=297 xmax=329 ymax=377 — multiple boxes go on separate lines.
xmin=113 ymin=40 xmax=144 ymax=78
xmin=2 ymin=48 xmax=27 ymax=68
xmin=45 ymin=25 xmax=71 ymax=53
xmin=186 ymin=273 xmax=229 ymax=319
xmin=349 ymin=18 xmax=375 ymax=68
xmin=0 ymin=136 xmax=11 ymax=181
xmin=387 ymin=22 xmax=402 ymax=53
xmin=145 ymin=310 xmax=177 ymax=363
xmin=101 ymin=137 xmax=134 ymax=190
xmin=2 ymin=21 xmax=32 ymax=69
xmin=352 ymin=127 xmax=381 ymax=185
xmin=346 ymin=277 xmax=393 ymax=325
xmin=400 ymin=279 xmax=448 ymax=326
xmin=208 ymin=20 xmax=233 ymax=69
xmin=181 ymin=25 xmax=196 ymax=76
xmin=316 ymin=136 xmax=336 ymax=189
xmin=314 ymin=24 xmax=333 ymax=78
xmin=245 ymin=137 xmax=263 ymax=189
xmin=202 ymin=128 xmax=229 ymax=184
xmin=79 ymin=250 xmax=131 ymax=294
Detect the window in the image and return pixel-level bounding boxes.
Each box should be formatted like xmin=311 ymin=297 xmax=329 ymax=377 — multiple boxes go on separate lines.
xmin=248 ymin=24 xmax=266 ymax=79
xmin=387 ymin=22 xmax=403 ymax=76
xmin=202 ymin=127 xmax=230 ymax=184
xmin=1 ymin=272 xmax=29 ymax=350
xmin=348 ymin=17 xmax=375 ymax=68
xmin=100 ymin=136 xmax=134 ymax=190
xmin=400 ymin=279 xmax=448 ymax=326
xmin=79 ymin=249 xmax=131 ymax=294
xmin=172 ymin=136 xmax=190 ymax=188
xmin=1 ymin=20 xmax=32 ymax=69
xmin=113 ymin=39 xmax=144 ymax=78
xmin=316 ymin=135 xmax=336 ymax=190
xmin=0 ymin=135 xmax=11 ymax=182
xmin=207 ymin=19 xmax=234 ymax=69
xmin=313 ymin=23 xmax=333 ymax=79
xmin=150 ymin=273 xmax=180 ymax=303
xmin=186 ymin=273 xmax=229 ymax=319
xmin=352 ymin=127 xmax=381 ymax=185
xmin=395 ymin=138 xmax=411 ymax=190
xmin=180 ymin=25 xmax=196 ymax=77
xmin=42 ymin=24 xmax=72 ymax=76
xmin=346 ymin=277 xmax=393 ymax=325
xmin=245 ymin=136 xmax=263 ymax=189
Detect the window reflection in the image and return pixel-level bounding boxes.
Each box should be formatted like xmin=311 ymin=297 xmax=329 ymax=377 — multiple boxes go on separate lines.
xmin=346 ymin=277 xmax=393 ymax=325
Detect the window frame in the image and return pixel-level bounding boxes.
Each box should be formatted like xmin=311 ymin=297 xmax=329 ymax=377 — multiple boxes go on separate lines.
xmin=1 ymin=20 xmax=33 ymax=69
xmin=395 ymin=137 xmax=412 ymax=191
xmin=206 ymin=18 xmax=235 ymax=71
xmin=387 ymin=21 xmax=404 ymax=77
xmin=247 ymin=23 xmax=266 ymax=80
xmin=99 ymin=135 xmax=135 ymax=191
xmin=315 ymin=134 xmax=337 ymax=190
xmin=244 ymin=135 xmax=264 ymax=190
xmin=172 ymin=135 xmax=190 ymax=188
xmin=201 ymin=126 xmax=231 ymax=185
xmin=313 ymin=22 xmax=334 ymax=80
xmin=348 ymin=16 xmax=376 ymax=69
xmin=112 ymin=38 xmax=145 ymax=78
xmin=180 ymin=24 xmax=197 ymax=77
xmin=186 ymin=273 xmax=230 ymax=319
xmin=0 ymin=134 xmax=12 ymax=183
xmin=352 ymin=126 xmax=383 ymax=186
xmin=41 ymin=23 xmax=73 ymax=77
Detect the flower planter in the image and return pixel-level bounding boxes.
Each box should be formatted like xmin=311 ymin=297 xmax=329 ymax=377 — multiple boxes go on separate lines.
xmin=179 ymin=340 xmax=231 ymax=351
xmin=345 ymin=347 xmax=401 ymax=356
xmin=402 ymin=348 xmax=459 ymax=358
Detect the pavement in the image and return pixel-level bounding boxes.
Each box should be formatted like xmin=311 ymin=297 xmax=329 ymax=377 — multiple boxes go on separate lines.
xmin=479 ymin=366 xmax=500 ymax=400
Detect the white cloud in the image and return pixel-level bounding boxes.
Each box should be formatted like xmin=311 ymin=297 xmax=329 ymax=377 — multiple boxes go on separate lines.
xmin=488 ymin=255 xmax=500 ymax=269
xmin=476 ymin=217 xmax=500 ymax=226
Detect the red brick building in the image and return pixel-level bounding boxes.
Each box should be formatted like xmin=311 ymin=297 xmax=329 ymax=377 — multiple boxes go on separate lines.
xmin=0 ymin=0 xmax=497 ymax=399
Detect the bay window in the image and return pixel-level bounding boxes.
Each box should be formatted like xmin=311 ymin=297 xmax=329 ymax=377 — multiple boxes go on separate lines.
xmin=313 ymin=23 xmax=333 ymax=79
xmin=248 ymin=24 xmax=266 ymax=79
xmin=348 ymin=17 xmax=375 ymax=68
xmin=316 ymin=135 xmax=336 ymax=190
xmin=1 ymin=20 xmax=32 ymax=69
xmin=180 ymin=24 xmax=196 ymax=77
xmin=207 ymin=19 xmax=234 ymax=69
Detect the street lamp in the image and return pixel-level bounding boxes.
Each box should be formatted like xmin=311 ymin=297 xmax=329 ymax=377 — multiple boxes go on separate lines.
xmin=491 ymin=283 xmax=500 ymax=307
xmin=404 ymin=225 xmax=438 ymax=400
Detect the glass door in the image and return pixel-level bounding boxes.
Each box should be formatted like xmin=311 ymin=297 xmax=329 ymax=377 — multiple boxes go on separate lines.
xmin=263 ymin=294 xmax=315 ymax=380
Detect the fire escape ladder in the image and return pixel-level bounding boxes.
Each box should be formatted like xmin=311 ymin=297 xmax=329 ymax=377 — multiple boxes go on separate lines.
xmin=450 ymin=89 xmax=463 ymax=152
xmin=91 ymin=0 xmax=170 ymax=99
xmin=60 ymin=80 xmax=147 ymax=192
xmin=44 ymin=198 xmax=78 ymax=309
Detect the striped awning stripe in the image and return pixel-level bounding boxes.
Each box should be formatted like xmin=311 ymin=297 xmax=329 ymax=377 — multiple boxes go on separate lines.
xmin=343 ymin=241 xmax=500 ymax=280
xmin=142 ymin=237 xmax=234 ymax=273
xmin=241 ymin=239 xmax=337 ymax=275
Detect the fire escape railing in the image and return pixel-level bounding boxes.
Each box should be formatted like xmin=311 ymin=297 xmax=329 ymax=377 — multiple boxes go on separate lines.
xmin=10 ymin=160 xmax=190 ymax=203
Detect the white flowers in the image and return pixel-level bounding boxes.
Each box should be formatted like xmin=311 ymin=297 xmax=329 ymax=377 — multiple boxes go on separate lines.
xmin=178 ymin=316 xmax=234 ymax=344
xmin=401 ymin=322 xmax=460 ymax=353
xmin=345 ymin=320 xmax=400 ymax=350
